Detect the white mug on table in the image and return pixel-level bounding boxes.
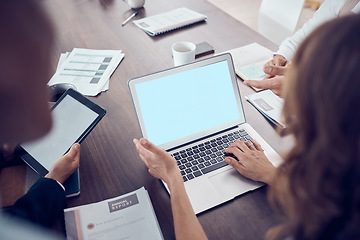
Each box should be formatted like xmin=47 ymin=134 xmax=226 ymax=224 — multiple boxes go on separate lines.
xmin=124 ymin=0 xmax=145 ymax=9
xmin=172 ymin=41 xmax=196 ymax=67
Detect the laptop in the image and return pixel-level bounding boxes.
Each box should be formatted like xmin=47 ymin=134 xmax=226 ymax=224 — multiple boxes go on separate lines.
xmin=128 ymin=53 xmax=282 ymax=214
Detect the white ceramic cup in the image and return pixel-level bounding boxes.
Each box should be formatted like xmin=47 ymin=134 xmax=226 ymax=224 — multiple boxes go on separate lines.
xmin=125 ymin=0 xmax=145 ymax=9
xmin=172 ymin=41 xmax=196 ymax=67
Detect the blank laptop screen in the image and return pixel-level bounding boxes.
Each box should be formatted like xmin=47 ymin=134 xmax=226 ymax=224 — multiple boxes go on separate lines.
xmin=134 ymin=59 xmax=245 ymax=147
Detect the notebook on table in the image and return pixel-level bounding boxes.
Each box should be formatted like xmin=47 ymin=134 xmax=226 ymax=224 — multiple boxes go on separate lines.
xmin=128 ymin=54 xmax=282 ymax=214
xmin=133 ymin=7 xmax=207 ymax=36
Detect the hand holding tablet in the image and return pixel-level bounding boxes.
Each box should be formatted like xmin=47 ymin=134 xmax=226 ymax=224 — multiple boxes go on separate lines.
xmin=18 ymin=89 xmax=106 ymax=197
xmin=45 ymin=143 xmax=80 ymax=185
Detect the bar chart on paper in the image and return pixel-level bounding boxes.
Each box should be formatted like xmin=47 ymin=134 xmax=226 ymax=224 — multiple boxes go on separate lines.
xmin=49 ymin=48 xmax=125 ymax=96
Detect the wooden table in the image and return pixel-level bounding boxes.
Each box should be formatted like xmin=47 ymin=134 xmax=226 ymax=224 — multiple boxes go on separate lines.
xmin=41 ymin=0 xmax=293 ymax=239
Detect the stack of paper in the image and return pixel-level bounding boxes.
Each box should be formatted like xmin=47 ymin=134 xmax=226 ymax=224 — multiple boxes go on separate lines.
xmin=48 ymin=48 xmax=125 ymax=96
xmin=64 ymin=187 xmax=164 ymax=240
xmin=246 ymin=89 xmax=286 ymax=128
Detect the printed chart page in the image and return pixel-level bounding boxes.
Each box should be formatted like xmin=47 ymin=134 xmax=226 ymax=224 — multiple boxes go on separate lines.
xmin=49 ymin=48 xmax=124 ymax=96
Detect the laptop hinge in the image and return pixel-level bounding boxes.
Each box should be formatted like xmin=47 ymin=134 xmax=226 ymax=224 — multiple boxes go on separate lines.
xmin=166 ymin=125 xmax=238 ymax=152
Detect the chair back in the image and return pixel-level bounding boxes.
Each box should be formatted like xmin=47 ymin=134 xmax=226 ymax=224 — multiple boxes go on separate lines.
xmin=258 ymin=0 xmax=306 ymax=45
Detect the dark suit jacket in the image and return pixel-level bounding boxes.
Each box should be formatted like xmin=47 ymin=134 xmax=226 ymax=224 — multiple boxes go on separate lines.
xmin=6 ymin=177 xmax=66 ymax=228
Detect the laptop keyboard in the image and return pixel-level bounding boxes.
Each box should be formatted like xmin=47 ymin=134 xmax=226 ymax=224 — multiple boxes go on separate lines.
xmin=171 ymin=129 xmax=253 ymax=182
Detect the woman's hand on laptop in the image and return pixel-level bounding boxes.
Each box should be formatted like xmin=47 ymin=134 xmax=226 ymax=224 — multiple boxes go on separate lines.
xmin=133 ymin=138 xmax=182 ymax=186
xmin=224 ymin=140 xmax=276 ymax=185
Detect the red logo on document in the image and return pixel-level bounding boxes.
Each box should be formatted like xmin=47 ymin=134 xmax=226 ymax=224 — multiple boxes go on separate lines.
xmin=87 ymin=223 xmax=95 ymax=230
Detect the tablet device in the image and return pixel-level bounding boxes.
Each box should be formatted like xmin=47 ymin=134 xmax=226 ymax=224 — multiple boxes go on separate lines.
xmin=18 ymin=89 xmax=106 ymax=197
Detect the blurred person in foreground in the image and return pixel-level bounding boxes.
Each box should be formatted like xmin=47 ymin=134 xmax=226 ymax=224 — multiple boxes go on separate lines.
xmin=244 ymin=0 xmax=360 ymax=96
xmin=0 ymin=0 xmax=80 ymax=238
xmin=133 ymin=14 xmax=360 ymax=240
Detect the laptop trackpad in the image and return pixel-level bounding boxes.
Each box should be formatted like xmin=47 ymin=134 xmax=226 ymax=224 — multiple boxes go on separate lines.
xmin=208 ymin=168 xmax=263 ymax=199
xmin=185 ymin=177 xmax=224 ymax=214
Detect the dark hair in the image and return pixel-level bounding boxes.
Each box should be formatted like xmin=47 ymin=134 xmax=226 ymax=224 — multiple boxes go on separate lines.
xmin=268 ymin=14 xmax=360 ymax=240
xmin=0 ymin=0 xmax=54 ymax=145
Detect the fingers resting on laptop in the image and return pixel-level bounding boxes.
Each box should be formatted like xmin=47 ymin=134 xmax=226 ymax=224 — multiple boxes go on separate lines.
xmin=224 ymin=140 xmax=276 ymax=185
xmin=133 ymin=138 xmax=182 ymax=185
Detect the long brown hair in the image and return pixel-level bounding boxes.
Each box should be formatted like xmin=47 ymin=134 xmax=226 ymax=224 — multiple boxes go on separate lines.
xmin=268 ymin=14 xmax=360 ymax=239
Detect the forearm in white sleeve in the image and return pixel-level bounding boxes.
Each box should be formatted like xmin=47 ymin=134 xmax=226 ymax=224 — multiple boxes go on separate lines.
xmin=276 ymin=0 xmax=346 ymax=61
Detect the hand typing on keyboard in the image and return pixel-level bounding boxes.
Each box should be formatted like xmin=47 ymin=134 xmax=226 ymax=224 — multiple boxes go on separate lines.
xmin=224 ymin=140 xmax=276 ymax=185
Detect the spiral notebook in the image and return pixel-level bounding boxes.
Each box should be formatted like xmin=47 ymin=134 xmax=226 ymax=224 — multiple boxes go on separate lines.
xmin=133 ymin=7 xmax=207 ymax=36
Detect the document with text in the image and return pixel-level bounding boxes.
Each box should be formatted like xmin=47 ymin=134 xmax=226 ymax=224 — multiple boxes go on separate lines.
xmin=49 ymin=48 xmax=124 ymax=96
xmin=225 ymin=43 xmax=273 ymax=91
xmin=246 ymin=89 xmax=286 ymax=128
xmin=64 ymin=187 xmax=164 ymax=240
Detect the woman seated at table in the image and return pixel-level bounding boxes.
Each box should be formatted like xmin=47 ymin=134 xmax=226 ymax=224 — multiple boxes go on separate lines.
xmin=244 ymin=0 xmax=360 ymax=96
xmin=133 ymin=14 xmax=360 ymax=240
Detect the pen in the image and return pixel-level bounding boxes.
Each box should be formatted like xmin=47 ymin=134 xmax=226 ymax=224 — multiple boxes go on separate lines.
xmin=122 ymin=12 xmax=138 ymax=26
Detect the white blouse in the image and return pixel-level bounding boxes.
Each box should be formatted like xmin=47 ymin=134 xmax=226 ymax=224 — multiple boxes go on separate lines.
xmin=276 ymin=0 xmax=360 ymax=60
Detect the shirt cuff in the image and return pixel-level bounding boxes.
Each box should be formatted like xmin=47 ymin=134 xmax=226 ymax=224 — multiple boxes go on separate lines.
xmin=276 ymin=45 xmax=295 ymax=61
xmin=55 ymin=180 xmax=66 ymax=191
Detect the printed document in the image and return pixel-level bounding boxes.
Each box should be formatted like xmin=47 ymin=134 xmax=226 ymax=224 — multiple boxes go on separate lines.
xmin=246 ymin=89 xmax=286 ymax=128
xmin=64 ymin=187 xmax=164 ymax=240
xmin=225 ymin=43 xmax=273 ymax=91
xmin=49 ymin=48 xmax=124 ymax=96
xmin=56 ymin=52 xmax=111 ymax=92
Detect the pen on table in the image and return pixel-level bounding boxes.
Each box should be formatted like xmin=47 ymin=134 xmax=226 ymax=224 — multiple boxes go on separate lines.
xmin=122 ymin=12 xmax=138 ymax=26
